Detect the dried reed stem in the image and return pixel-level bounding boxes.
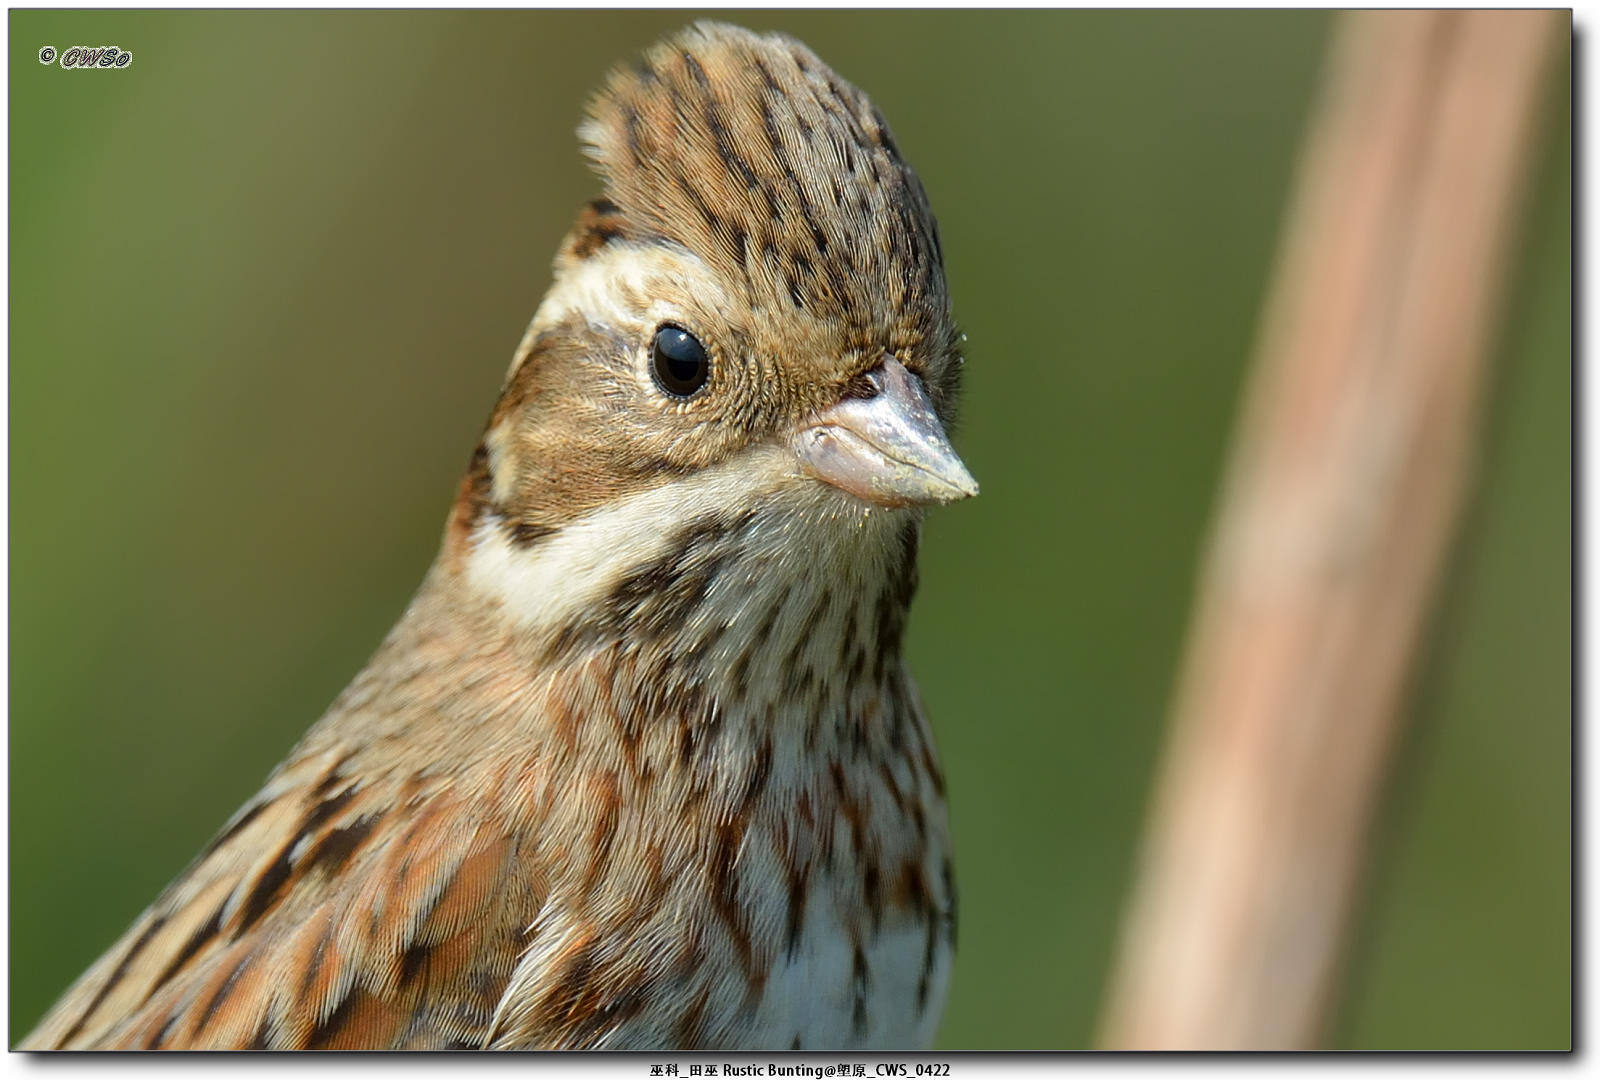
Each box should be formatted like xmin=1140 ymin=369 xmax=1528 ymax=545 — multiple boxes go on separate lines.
xmin=1098 ymin=9 xmax=1563 ymax=1050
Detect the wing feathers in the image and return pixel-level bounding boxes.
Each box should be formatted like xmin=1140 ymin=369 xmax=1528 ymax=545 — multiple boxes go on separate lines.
xmin=23 ymin=747 xmax=542 ymax=1050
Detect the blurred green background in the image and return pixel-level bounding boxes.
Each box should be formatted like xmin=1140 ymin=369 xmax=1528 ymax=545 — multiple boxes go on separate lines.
xmin=10 ymin=11 xmax=1569 ymax=1049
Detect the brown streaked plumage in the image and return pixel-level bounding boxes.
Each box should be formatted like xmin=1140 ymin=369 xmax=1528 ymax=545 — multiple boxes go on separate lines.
xmin=25 ymin=21 xmax=973 ymax=1051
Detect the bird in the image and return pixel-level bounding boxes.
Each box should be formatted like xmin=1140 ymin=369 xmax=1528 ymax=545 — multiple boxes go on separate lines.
xmin=23 ymin=21 xmax=975 ymax=1051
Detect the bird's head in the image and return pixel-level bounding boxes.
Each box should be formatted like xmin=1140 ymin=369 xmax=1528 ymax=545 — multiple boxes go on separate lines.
xmin=447 ymin=22 xmax=974 ymax=648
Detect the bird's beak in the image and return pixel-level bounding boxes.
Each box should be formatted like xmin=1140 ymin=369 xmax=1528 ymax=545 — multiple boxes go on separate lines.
xmin=792 ymin=356 xmax=979 ymax=509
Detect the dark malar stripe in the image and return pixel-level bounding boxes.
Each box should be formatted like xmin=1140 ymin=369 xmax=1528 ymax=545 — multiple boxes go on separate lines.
xmin=537 ymin=508 xmax=757 ymax=663
xmin=605 ymin=509 xmax=757 ymax=637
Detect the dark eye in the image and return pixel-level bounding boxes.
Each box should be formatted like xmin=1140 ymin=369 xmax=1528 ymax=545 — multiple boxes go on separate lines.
xmin=651 ymin=325 xmax=711 ymax=397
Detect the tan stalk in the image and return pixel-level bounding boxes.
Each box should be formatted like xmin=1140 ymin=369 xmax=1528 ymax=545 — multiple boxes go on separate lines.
xmin=1098 ymin=9 xmax=1563 ymax=1051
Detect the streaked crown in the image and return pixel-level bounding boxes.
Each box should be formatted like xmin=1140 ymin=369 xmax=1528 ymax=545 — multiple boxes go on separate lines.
xmin=573 ymin=22 xmax=958 ymax=404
